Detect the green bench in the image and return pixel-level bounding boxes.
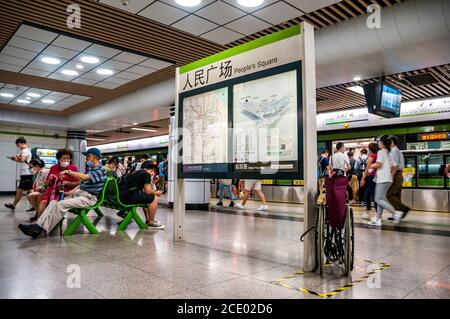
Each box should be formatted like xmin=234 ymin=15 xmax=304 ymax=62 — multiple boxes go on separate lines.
xmin=63 ymin=177 xmax=148 ymax=236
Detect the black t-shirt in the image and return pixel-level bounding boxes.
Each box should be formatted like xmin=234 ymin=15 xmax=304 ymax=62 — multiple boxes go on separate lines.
xmin=122 ymin=170 xmax=151 ymax=197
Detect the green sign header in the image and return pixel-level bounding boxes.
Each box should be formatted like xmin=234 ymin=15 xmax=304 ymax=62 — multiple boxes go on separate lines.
xmin=179 ymin=25 xmax=301 ymax=74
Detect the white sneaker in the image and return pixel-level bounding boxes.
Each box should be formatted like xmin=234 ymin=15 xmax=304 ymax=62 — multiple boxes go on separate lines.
xmin=361 ymin=211 xmax=370 ymax=220
xmin=368 ymin=218 xmax=382 ymax=226
xmin=235 ymin=203 xmax=245 ymax=209
xmin=256 ymin=205 xmax=268 ymax=211
xmin=393 ymin=211 xmax=403 ymax=224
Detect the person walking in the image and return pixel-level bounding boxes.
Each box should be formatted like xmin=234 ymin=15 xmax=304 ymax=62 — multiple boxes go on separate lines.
xmin=236 ymin=180 xmax=268 ymax=211
xmin=368 ymin=135 xmax=404 ymax=226
xmin=386 ymin=136 xmax=410 ymax=220
xmin=4 ymin=137 xmax=34 ymax=212
xmin=217 ymin=179 xmax=235 ymax=208
xmin=360 ymin=143 xmax=379 ymax=219
xmin=347 ymin=150 xmax=359 ymax=204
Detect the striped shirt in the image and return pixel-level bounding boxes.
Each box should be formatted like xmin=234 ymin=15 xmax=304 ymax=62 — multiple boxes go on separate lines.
xmin=80 ymin=164 xmax=107 ymax=196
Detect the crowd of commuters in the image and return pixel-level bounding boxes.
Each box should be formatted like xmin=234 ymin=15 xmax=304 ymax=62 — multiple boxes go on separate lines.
xmin=3 ymin=138 xmax=166 ymax=239
xmin=321 ymin=135 xmax=410 ymax=226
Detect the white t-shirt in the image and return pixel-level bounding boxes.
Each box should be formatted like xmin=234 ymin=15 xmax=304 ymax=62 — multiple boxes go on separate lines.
xmin=375 ymin=149 xmax=396 ymax=183
xmin=19 ymin=148 xmax=32 ymax=176
xmin=330 ymin=152 xmax=350 ymax=173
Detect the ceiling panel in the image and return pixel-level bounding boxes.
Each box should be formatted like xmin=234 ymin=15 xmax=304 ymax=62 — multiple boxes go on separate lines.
xmin=15 ymin=24 xmax=58 ymax=43
xmin=138 ymin=1 xmax=189 ymax=25
xmin=139 ymin=58 xmax=173 ymax=70
xmin=200 ymin=27 xmax=244 ymax=45
xmin=253 ymin=1 xmax=304 ymax=25
xmin=0 ymin=54 xmax=29 ymax=67
xmin=83 ymin=44 xmax=122 ymax=59
xmin=222 ymin=0 xmax=278 ymax=13
xmin=0 ymin=24 xmax=174 ymax=95
xmin=159 ymin=0 xmax=215 ymax=13
xmin=172 ymin=14 xmax=218 ymax=36
xmin=225 ymin=14 xmax=272 ymax=35
xmin=8 ymin=36 xmax=48 ymax=52
xmin=52 ymin=35 xmax=91 ymax=51
xmin=196 ymin=1 xmax=246 ymax=25
xmin=284 ymin=0 xmax=341 ymax=13
xmin=1 ymin=46 xmax=39 ymax=60
xmin=99 ymin=0 xmax=153 ymax=14
xmin=0 ymin=82 xmax=89 ymax=110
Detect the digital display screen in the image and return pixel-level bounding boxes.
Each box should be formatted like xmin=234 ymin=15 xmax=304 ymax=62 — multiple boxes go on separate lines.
xmin=380 ymin=84 xmax=401 ymax=116
xmin=418 ymin=132 xmax=450 ymax=141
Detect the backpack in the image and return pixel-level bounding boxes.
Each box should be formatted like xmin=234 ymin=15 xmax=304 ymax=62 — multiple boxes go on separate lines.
xmin=117 ymin=170 xmax=144 ymax=195
xmin=317 ymin=156 xmax=327 ymax=177
xmin=348 ymin=158 xmax=356 ymax=176
xmin=29 ymin=148 xmax=40 ymax=163
xmin=357 ymin=157 xmax=367 ymax=177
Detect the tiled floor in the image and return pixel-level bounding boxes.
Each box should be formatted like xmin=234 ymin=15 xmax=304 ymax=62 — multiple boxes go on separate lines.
xmin=0 ymin=196 xmax=449 ymax=299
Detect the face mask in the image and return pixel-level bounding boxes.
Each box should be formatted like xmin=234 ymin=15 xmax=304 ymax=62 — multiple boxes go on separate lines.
xmin=60 ymin=161 xmax=69 ymax=168
xmin=86 ymin=161 xmax=94 ymax=168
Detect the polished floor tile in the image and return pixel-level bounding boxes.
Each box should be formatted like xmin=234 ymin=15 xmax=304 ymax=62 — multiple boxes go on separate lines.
xmin=0 ymin=196 xmax=449 ymax=299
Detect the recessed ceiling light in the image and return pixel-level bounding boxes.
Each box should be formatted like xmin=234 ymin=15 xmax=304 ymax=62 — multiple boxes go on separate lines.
xmin=76 ymin=64 xmax=84 ymax=69
xmin=0 ymin=93 xmax=15 ymax=98
xmin=41 ymin=57 xmax=61 ymax=65
xmin=17 ymin=99 xmax=30 ymax=104
xmin=81 ymin=56 xmax=100 ymax=64
xmin=353 ymin=76 xmax=361 ymax=81
xmin=133 ymin=122 xmax=138 ymax=125
xmin=25 ymin=97 xmax=31 ymax=100
xmin=175 ymin=0 xmax=202 ymax=6
xmin=237 ymin=0 xmax=263 ymax=7
xmin=96 ymin=68 xmax=114 ymax=75
xmin=346 ymin=86 xmax=365 ymax=95
xmin=42 ymin=99 xmax=55 ymax=104
xmin=61 ymin=69 xmax=79 ymax=76
xmin=26 ymin=92 xmax=41 ymax=98
xmin=131 ymin=127 xmax=158 ymax=132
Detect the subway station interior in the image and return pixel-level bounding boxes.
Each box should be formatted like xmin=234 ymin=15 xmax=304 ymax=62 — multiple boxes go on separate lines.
xmin=0 ymin=0 xmax=449 ymax=302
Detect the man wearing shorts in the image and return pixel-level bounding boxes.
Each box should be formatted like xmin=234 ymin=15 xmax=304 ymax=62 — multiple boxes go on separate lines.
xmin=120 ymin=161 xmax=164 ymax=229
xmin=5 ymin=137 xmax=33 ymax=212
xmin=236 ymin=179 xmax=268 ymax=211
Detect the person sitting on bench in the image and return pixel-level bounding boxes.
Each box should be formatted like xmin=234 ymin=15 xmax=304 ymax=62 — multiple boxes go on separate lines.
xmin=18 ymin=148 xmax=107 ymax=238
xmin=119 ymin=161 xmax=164 ymax=229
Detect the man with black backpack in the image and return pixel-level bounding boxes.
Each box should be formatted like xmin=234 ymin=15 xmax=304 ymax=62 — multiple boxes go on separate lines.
xmin=4 ymin=137 xmax=34 ymax=212
xmin=355 ymin=148 xmax=369 ymax=204
xmin=118 ymin=161 xmax=164 ymax=229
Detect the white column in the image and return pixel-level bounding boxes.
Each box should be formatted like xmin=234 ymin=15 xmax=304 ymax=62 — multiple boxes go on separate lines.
xmin=173 ymin=68 xmax=185 ymax=242
xmin=301 ymin=22 xmax=318 ymax=272
xmin=66 ymin=131 xmax=87 ymax=172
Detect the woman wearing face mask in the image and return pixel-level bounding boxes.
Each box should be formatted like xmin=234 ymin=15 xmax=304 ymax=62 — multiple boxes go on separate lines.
xmin=32 ymin=148 xmax=79 ymax=221
xmin=27 ymin=159 xmax=50 ymax=219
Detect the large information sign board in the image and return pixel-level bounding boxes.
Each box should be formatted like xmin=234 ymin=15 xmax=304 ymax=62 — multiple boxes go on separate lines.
xmin=177 ymin=26 xmax=304 ymax=179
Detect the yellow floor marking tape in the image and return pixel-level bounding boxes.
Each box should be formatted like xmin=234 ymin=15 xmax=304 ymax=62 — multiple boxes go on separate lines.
xmin=270 ymin=260 xmax=391 ymax=299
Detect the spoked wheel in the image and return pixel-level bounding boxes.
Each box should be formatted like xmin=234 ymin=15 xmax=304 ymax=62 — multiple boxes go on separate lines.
xmin=343 ymin=207 xmax=354 ymax=276
xmin=315 ymin=205 xmax=325 ymax=275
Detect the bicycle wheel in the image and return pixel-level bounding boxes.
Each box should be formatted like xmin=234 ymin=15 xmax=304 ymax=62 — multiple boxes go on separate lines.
xmin=343 ymin=206 xmax=354 ymax=276
xmin=315 ymin=205 xmax=325 ymax=275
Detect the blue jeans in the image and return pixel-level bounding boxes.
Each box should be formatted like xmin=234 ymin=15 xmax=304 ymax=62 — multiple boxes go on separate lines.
xmin=218 ymin=183 xmax=233 ymax=202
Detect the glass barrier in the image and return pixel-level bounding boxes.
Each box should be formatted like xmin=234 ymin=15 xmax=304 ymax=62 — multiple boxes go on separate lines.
xmin=418 ymin=154 xmax=444 ymax=188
